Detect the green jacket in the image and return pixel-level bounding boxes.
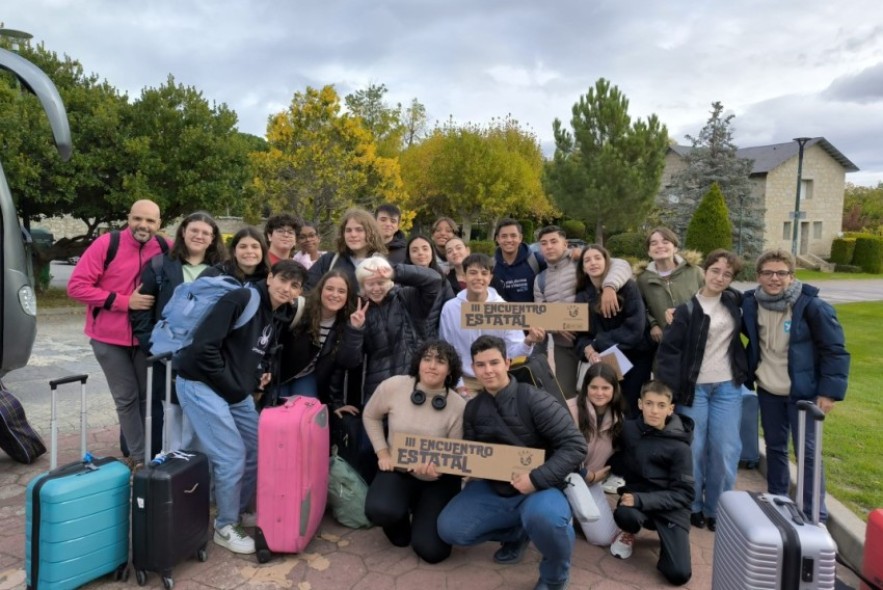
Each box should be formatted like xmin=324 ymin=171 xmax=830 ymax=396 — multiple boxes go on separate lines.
xmin=634 ymin=252 xmax=704 ymax=329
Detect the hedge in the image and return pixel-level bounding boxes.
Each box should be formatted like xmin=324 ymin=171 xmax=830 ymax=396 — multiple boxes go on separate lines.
xmin=560 ymin=219 xmax=587 ymax=240
xmin=853 ymin=236 xmax=883 ymax=274
xmin=829 ymin=238 xmax=856 ymax=265
xmin=466 ymin=240 xmax=496 ymax=256
xmin=605 ymin=232 xmax=646 ymax=259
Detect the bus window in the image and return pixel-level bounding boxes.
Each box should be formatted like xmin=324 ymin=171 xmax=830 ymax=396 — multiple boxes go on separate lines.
xmin=0 ymin=47 xmax=72 ymax=375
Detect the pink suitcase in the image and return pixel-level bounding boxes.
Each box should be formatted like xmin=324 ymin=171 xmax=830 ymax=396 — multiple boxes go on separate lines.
xmin=254 ymin=396 xmax=330 ymax=562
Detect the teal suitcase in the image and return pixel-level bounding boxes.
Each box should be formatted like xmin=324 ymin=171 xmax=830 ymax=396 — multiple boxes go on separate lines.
xmin=24 ymin=374 xmax=130 ymax=589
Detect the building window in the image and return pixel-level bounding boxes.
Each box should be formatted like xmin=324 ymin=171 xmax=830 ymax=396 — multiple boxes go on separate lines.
xmin=813 ymin=221 xmax=822 ymax=239
xmin=783 ymin=221 xmax=792 ymax=240
xmin=800 ymin=179 xmax=814 ymax=201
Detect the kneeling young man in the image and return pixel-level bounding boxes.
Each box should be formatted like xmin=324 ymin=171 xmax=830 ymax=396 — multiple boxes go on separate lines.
xmin=610 ymin=380 xmax=694 ymax=586
xmin=437 ymin=335 xmax=586 ymax=590
xmin=174 ymin=260 xmax=305 ymax=555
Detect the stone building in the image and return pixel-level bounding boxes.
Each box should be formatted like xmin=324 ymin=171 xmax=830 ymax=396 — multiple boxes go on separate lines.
xmin=661 ymin=137 xmax=859 ymax=257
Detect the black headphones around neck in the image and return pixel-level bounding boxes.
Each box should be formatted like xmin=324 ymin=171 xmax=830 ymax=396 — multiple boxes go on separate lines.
xmin=411 ymin=388 xmax=448 ymax=410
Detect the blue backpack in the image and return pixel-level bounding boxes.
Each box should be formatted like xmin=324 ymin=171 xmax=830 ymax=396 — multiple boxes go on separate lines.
xmin=149 ymin=276 xmax=261 ymax=357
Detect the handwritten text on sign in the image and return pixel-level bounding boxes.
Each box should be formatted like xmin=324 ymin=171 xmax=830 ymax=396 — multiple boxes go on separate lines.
xmin=460 ymin=302 xmax=589 ymax=331
xmin=392 ymin=432 xmax=545 ymax=482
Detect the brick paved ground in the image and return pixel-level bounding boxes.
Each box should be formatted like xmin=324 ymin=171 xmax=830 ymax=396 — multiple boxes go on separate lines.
xmin=1 ymin=426 xmax=776 ymax=590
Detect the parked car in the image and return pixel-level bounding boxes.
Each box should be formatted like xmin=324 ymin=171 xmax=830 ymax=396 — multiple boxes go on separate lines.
xmin=28 ymin=227 xmax=54 ymax=252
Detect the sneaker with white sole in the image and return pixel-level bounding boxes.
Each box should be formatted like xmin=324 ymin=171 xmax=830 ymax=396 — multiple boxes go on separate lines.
xmin=214 ymin=523 xmax=255 ymax=554
xmin=610 ymin=531 xmax=634 ymax=559
xmin=601 ymin=474 xmax=626 ymax=495
xmin=240 ymin=512 xmax=257 ymax=528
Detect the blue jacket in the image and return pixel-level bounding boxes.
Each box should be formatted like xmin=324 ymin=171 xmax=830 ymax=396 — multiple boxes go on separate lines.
xmin=742 ymin=284 xmax=849 ymax=401
xmin=493 ymin=243 xmax=545 ymax=302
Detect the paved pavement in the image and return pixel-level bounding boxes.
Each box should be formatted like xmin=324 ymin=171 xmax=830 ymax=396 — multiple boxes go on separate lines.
xmin=1 ymin=301 xmax=873 ymax=589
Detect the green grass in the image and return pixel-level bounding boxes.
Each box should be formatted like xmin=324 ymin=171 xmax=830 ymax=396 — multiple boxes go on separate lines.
xmin=36 ymin=287 xmax=82 ymax=309
xmin=795 ymin=269 xmax=881 ymax=281
xmin=822 ymin=301 xmax=883 ymax=520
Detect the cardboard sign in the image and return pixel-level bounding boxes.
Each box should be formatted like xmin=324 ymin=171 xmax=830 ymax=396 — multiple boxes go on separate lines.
xmin=391 ymin=432 xmax=545 ymax=482
xmin=460 ymin=302 xmax=588 ymax=331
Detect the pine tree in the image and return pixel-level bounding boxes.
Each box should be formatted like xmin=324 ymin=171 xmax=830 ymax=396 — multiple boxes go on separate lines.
xmin=660 ymin=102 xmax=763 ymax=257
xmin=685 ymin=182 xmax=734 ymax=255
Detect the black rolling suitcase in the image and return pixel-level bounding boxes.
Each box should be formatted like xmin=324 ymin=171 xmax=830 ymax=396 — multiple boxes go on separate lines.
xmin=712 ymin=400 xmax=837 ymax=589
xmin=132 ymin=353 xmax=210 ymax=589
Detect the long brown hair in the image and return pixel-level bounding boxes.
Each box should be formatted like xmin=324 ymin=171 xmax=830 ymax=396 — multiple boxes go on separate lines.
xmin=303 ymin=269 xmax=357 ymax=346
xmin=335 ymin=208 xmax=388 ymax=257
xmin=576 ymin=363 xmax=626 ymax=443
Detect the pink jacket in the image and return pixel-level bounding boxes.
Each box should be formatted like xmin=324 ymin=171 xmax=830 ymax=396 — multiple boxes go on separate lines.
xmin=67 ymin=230 xmax=169 ymax=347
xmin=567 ymin=397 xmax=617 ymax=472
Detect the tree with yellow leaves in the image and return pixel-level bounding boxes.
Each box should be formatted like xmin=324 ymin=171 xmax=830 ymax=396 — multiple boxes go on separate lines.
xmin=249 ymin=85 xmax=407 ymax=233
xmin=400 ymin=116 xmax=556 ymax=240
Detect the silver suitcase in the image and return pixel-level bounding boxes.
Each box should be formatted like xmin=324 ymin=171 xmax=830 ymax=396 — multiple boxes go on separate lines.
xmin=712 ymin=400 xmax=837 ymax=589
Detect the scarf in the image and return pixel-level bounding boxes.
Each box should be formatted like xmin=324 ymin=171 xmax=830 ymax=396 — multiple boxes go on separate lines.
xmin=755 ymin=279 xmax=802 ymax=312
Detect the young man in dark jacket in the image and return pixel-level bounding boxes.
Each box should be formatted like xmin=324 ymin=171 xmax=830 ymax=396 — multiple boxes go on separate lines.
xmin=492 ymin=218 xmax=545 ymax=303
xmin=437 ymin=335 xmax=586 ymax=590
xmin=741 ymin=248 xmax=849 ymax=522
xmin=610 ymin=380 xmax=694 ymax=586
xmin=173 ymin=260 xmax=303 ymax=555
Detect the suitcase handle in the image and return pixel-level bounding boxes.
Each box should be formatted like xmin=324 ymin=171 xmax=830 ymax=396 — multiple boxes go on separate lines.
xmin=144 ymin=353 xmax=176 ymax=464
xmin=48 ymin=373 xmax=90 ymax=470
xmin=49 ymin=374 xmax=88 ymax=389
xmin=796 ymin=400 xmax=825 ymax=525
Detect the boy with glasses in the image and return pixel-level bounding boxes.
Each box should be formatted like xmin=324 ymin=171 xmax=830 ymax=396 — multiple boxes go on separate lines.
xmin=741 ymin=249 xmax=849 ymax=522
xmin=264 ymin=213 xmax=301 ymax=266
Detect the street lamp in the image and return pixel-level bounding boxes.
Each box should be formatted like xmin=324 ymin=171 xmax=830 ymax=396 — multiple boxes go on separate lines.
xmin=791 ymin=137 xmax=811 ymax=256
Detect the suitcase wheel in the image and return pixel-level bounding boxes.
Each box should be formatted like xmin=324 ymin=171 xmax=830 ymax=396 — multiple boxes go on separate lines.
xmin=256 ymin=548 xmax=272 ymax=564
xmin=162 ymin=576 xmax=174 ymax=590
xmin=114 ymin=564 xmax=129 ymax=582
xmin=197 ymin=545 xmax=208 ymax=562
xmin=136 ymin=570 xmax=148 ymax=586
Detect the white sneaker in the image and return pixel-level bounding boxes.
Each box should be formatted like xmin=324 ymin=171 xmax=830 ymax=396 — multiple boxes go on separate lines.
xmin=610 ymin=531 xmax=634 ymax=559
xmin=240 ymin=512 xmax=257 ymax=528
xmin=601 ymin=474 xmax=626 ymax=495
xmin=214 ymin=523 xmax=256 ymax=555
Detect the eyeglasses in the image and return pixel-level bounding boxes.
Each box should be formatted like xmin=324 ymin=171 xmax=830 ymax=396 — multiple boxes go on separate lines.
xmin=758 ymin=270 xmax=792 ymax=279
xmin=274 ymin=228 xmax=296 ymax=236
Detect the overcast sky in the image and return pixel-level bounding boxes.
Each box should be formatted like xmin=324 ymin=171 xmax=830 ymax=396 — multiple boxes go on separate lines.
xmin=4 ymin=1 xmax=883 ymax=186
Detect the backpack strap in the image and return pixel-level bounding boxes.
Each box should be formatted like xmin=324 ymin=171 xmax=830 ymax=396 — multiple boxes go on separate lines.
xmin=537 ymin=269 xmax=547 ymax=297
xmin=103 ymin=231 xmax=168 ymax=271
xmin=103 ymin=231 xmax=120 ymax=271
xmin=233 ymin=287 xmax=261 ymax=330
xmin=150 ymin=254 xmax=164 ymax=292
xmin=526 ymin=252 xmax=540 ymax=275
xmin=329 ymin=252 xmax=340 ymax=270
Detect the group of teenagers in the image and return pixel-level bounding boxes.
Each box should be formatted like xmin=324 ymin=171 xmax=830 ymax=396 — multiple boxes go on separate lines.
xmin=67 ymin=199 xmax=850 ymax=590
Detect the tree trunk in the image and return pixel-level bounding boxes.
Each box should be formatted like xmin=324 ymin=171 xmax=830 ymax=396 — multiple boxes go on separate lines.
xmin=595 ymin=219 xmax=605 ymax=245
xmin=461 ymin=217 xmax=472 ymax=242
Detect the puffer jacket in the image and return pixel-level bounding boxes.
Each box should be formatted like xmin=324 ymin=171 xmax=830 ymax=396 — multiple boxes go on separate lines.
xmin=567 ymin=397 xmax=618 ymax=473
xmin=634 ymin=251 xmax=704 ymax=330
xmin=574 ymin=279 xmax=649 ymax=357
xmin=742 ymin=283 xmax=850 ymax=401
xmin=619 ymin=413 xmax=695 ymax=531
xmin=342 ymin=264 xmax=442 ymax=405
xmin=655 ymin=288 xmax=748 ymax=406
xmin=68 ymin=230 xmax=170 ymax=347
xmin=463 ymin=379 xmax=587 ymax=492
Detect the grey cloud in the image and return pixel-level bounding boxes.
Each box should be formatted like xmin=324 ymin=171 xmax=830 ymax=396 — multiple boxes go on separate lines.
xmin=822 ymin=62 xmax=883 ymax=104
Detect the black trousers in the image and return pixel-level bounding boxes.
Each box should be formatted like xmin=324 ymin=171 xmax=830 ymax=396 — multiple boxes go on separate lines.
xmin=613 ymin=505 xmax=692 ymax=586
xmin=365 ymin=470 xmax=461 ymax=563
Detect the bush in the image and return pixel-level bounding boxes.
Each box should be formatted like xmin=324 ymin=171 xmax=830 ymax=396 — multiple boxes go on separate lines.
xmin=853 ymin=236 xmax=883 ymax=273
xmin=685 ymin=182 xmax=733 ymax=256
xmin=829 ymin=238 xmax=856 ymax=265
xmin=605 ymin=232 xmax=646 ymax=259
xmin=466 ymin=240 xmax=496 ymax=256
xmin=517 ymin=219 xmax=536 ymax=242
xmin=560 ymin=219 xmax=587 ymax=240
xmin=834 ymin=264 xmax=863 ymax=273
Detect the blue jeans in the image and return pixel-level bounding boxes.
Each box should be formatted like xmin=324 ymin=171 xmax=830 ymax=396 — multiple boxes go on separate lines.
xmin=676 ymin=380 xmax=742 ymax=518
xmin=176 ymin=376 xmax=259 ymax=529
xmin=437 ymin=479 xmax=573 ymax=585
xmin=758 ymin=389 xmax=828 ymax=522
